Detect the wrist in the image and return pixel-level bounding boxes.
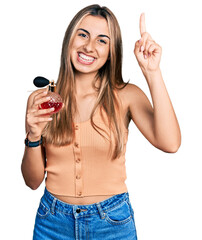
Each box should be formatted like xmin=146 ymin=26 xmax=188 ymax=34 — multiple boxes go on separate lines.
xmin=142 ymin=67 xmax=161 ymax=76
xmin=142 ymin=68 xmax=162 ymax=85
xmin=27 ymin=132 xmax=41 ymax=142
xmin=25 ymin=133 xmax=43 ymax=148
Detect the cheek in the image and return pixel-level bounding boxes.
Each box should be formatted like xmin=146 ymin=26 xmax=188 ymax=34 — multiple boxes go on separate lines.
xmin=100 ymin=47 xmax=110 ymax=60
xmin=71 ymin=43 xmax=79 ymax=52
xmin=70 ymin=42 xmax=81 ymax=59
xmin=71 ymin=37 xmax=83 ymax=50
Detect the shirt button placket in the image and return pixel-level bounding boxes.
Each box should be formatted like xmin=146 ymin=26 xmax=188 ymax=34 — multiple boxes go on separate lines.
xmin=73 ymin=124 xmax=83 ymax=197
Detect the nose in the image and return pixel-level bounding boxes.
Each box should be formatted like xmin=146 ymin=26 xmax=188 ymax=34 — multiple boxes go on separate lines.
xmin=83 ymin=39 xmax=95 ymax=52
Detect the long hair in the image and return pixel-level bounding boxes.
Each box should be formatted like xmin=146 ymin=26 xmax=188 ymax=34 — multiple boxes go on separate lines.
xmin=43 ymin=4 xmax=129 ymax=159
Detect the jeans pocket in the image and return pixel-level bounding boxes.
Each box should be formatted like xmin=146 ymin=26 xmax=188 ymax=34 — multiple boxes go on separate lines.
xmin=105 ymin=200 xmax=133 ymax=225
xmin=37 ymin=199 xmax=50 ymax=219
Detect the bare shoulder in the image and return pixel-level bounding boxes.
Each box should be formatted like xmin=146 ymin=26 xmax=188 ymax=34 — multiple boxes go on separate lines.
xmin=115 ymin=83 xmax=146 ymax=124
xmin=116 ymin=82 xmax=146 ymax=108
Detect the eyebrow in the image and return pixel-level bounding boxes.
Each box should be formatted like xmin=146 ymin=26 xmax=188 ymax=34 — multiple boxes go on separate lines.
xmin=77 ymin=28 xmax=110 ymax=40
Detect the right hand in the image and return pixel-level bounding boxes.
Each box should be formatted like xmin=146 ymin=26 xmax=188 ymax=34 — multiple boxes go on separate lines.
xmin=26 ymin=87 xmax=55 ymax=141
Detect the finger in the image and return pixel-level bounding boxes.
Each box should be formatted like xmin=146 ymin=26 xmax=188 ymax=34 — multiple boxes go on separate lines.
xmin=27 ymin=86 xmax=49 ymax=111
xmin=145 ymin=40 xmax=155 ymax=51
xmin=144 ymin=40 xmax=156 ymax=56
xmin=134 ymin=39 xmax=146 ymax=60
xmin=140 ymin=13 xmax=146 ymax=36
xmin=33 ymin=116 xmax=53 ymax=123
xmin=33 ymin=107 xmax=55 ymax=117
xmin=139 ymin=34 xmax=152 ymax=55
xmin=31 ymin=90 xmax=49 ymax=109
xmin=34 ymin=96 xmax=51 ymax=107
xmin=140 ymin=32 xmax=153 ymax=47
xmin=147 ymin=44 xmax=156 ymax=56
xmin=134 ymin=41 xmax=146 ymax=62
xmin=149 ymin=43 xmax=162 ymax=55
xmin=29 ymin=86 xmax=49 ymax=100
xmin=134 ymin=39 xmax=142 ymax=56
xmin=26 ymin=113 xmax=52 ymax=127
xmin=33 ymin=88 xmax=49 ymax=102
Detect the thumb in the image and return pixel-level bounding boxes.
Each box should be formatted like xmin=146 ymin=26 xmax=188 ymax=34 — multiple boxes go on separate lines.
xmin=134 ymin=39 xmax=142 ymax=57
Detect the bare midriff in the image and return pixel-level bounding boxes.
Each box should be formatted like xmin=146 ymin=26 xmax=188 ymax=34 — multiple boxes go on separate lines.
xmin=51 ymin=193 xmax=116 ymax=205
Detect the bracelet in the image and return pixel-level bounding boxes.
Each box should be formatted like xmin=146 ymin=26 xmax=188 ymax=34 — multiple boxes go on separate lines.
xmin=25 ymin=133 xmax=43 ymax=147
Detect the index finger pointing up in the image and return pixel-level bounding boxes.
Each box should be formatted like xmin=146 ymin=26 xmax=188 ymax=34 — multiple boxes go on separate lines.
xmin=140 ymin=13 xmax=146 ymax=36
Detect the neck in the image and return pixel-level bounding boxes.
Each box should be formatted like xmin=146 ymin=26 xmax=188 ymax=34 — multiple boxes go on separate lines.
xmin=75 ymin=72 xmax=99 ymax=96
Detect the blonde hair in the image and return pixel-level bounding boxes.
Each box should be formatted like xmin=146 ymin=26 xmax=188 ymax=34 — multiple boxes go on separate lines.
xmin=43 ymin=4 xmax=129 ymax=159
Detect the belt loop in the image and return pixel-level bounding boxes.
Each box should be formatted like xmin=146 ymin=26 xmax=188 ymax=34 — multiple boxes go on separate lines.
xmin=96 ymin=203 xmax=105 ymax=219
xmin=51 ymin=198 xmax=57 ymax=215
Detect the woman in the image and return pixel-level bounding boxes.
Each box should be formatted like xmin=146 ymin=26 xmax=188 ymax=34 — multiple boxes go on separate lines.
xmin=21 ymin=4 xmax=181 ymax=240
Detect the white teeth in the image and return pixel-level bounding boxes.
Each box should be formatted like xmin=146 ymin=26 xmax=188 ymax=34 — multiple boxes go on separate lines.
xmin=79 ymin=53 xmax=95 ymax=62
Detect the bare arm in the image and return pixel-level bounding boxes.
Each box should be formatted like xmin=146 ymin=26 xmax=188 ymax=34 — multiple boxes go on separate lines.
xmin=129 ymin=13 xmax=181 ymax=152
xmin=21 ymin=88 xmax=54 ymax=190
xmin=21 ymin=141 xmax=46 ymax=190
xmin=127 ymin=78 xmax=181 ymax=153
xmin=145 ymin=69 xmax=181 ymax=152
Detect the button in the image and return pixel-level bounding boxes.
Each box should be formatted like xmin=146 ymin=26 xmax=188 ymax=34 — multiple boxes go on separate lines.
xmin=76 ymin=208 xmax=81 ymax=213
xmin=75 ymin=125 xmax=79 ymax=130
xmin=77 ymin=192 xmax=82 ymax=196
xmin=76 ymin=158 xmax=81 ymax=163
xmin=74 ymin=142 xmax=79 ymax=148
xmin=76 ymin=175 xmax=81 ymax=180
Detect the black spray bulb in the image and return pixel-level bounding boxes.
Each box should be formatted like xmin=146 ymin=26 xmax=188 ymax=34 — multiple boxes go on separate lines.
xmin=33 ymin=76 xmax=50 ymax=88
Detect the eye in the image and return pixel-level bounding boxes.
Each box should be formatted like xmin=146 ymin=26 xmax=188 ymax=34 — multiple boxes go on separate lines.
xmin=98 ymin=39 xmax=107 ymax=44
xmin=78 ymin=33 xmax=87 ymax=38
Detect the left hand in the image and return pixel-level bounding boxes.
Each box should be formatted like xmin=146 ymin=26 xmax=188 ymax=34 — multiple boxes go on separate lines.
xmin=134 ymin=13 xmax=162 ymax=73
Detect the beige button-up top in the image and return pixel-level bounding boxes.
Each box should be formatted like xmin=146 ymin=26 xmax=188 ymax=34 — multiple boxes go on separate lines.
xmin=44 ymin=107 xmax=129 ymax=198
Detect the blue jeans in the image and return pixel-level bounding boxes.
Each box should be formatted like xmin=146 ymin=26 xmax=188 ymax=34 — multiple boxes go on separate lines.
xmin=33 ymin=188 xmax=137 ymax=240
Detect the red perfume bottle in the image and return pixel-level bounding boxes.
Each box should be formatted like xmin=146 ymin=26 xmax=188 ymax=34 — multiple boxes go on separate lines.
xmin=40 ymin=81 xmax=63 ymax=114
xmin=33 ymin=77 xmax=63 ymax=114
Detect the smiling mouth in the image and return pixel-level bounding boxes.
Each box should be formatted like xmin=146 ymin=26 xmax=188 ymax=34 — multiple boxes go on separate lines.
xmin=77 ymin=52 xmax=96 ymax=65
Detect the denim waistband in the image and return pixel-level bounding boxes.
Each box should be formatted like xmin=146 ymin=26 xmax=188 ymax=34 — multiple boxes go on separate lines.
xmin=43 ymin=188 xmax=129 ymax=217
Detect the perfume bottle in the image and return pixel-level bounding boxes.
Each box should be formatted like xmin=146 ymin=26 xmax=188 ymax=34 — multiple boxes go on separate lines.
xmin=33 ymin=76 xmax=63 ymax=114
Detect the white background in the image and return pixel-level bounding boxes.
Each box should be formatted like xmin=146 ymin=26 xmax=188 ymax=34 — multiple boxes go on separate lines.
xmin=0 ymin=0 xmax=201 ymax=239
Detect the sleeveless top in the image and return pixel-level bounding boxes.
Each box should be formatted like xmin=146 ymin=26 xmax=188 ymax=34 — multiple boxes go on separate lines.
xmin=44 ymin=102 xmax=129 ymax=198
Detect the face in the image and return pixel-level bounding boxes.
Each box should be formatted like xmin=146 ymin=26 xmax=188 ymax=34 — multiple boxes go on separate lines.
xmin=70 ymin=15 xmax=110 ymax=77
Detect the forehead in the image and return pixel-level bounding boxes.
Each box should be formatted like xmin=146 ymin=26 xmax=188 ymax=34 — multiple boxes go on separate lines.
xmin=78 ymin=15 xmax=109 ymax=36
